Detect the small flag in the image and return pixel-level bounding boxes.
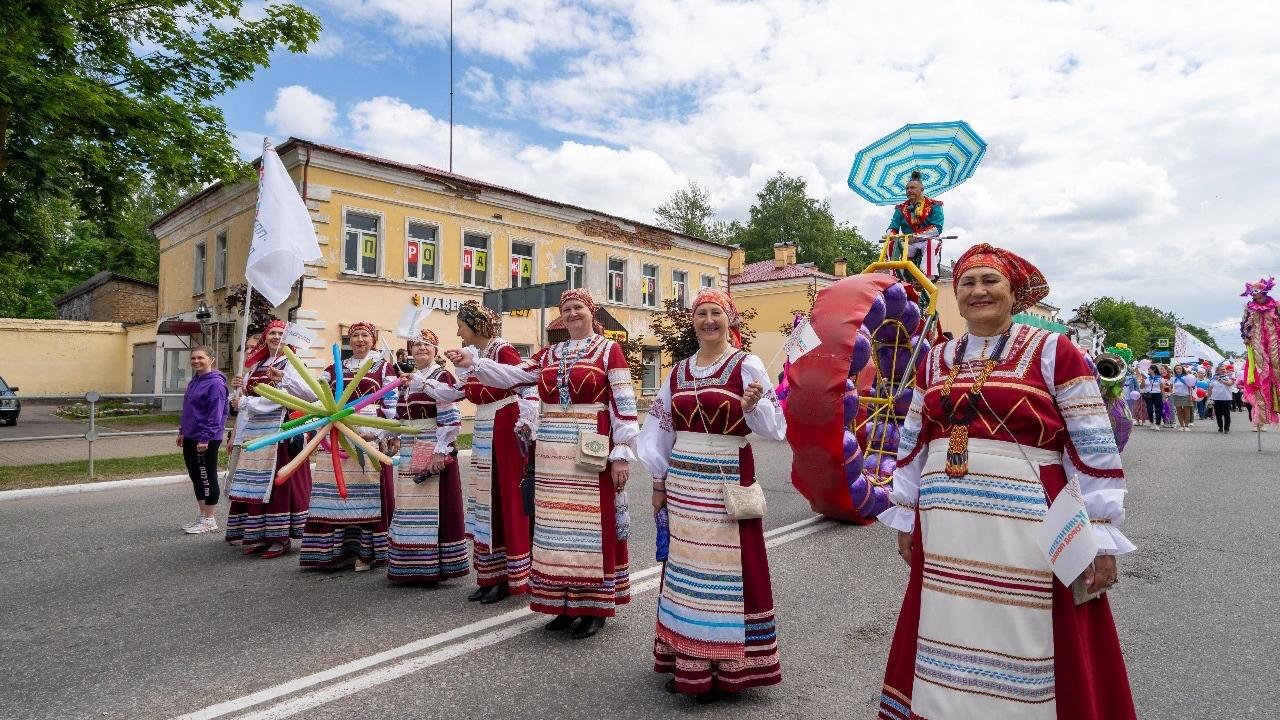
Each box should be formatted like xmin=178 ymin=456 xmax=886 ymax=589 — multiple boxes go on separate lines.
xmin=396 ymin=301 xmax=434 ymax=339
xmin=283 ymin=322 xmax=316 ymax=350
xmin=245 ymin=140 xmax=321 ymax=307
xmin=784 ymin=318 xmax=822 ymax=363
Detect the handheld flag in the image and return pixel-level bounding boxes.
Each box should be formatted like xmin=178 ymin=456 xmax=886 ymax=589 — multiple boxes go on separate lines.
xmin=246 ymin=140 xmax=322 ymax=307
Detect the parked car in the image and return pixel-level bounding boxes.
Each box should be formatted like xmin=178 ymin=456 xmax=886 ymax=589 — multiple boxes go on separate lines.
xmin=0 ymin=375 xmax=20 ymax=426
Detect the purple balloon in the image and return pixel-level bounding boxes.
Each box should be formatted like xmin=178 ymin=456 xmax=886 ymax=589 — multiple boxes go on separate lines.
xmin=842 ymin=380 xmax=859 ymax=425
xmin=844 ymin=447 xmax=865 ymax=485
xmin=873 ymin=318 xmax=909 ymax=344
xmin=868 ymin=420 xmax=900 ymax=453
xmin=883 ymin=282 xmax=908 ymax=319
xmin=842 ymin=429 xmax=860 ymax=460
xmin=849 ymin=333 xmax=872 ymax=376
xmin=863 ymin=295 xmax=886 ymax=334
xmin=900 ymin=302 xmax=921 ymax=335
xmin=892 ymin=386 xmax=914 ymax=416
xmin=848 ymin=475 xmax=893 ymax=518
xmin=877 ymin=345 xmax=913 ymax=381
xmin=878 ymin=455 xmax=898 ymax=478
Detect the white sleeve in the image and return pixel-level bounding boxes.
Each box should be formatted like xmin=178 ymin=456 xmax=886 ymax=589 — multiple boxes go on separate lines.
xmin=472 ymin=355 xmax=540 ymax=388
xmin=636 ymin=379 xmax=676 ymax=484
xmin=605 ymin=345 xmax=640 ymax=462
xmin=425 ymin=378 xmax=466 ymax=402
xmin=879 ymin=349 xmax=932 ymax=534
xmin=740 ymin=354 xmax=786 ymax=441
xmin=279 ymin=365 xmax=319 ymax=402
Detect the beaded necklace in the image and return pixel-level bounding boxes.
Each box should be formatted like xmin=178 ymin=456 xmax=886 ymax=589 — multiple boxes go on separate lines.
xmin=939 ymin=329 xmax=1011 ymax=478
xmin=556 ymin=336 xmax=594 ymax=408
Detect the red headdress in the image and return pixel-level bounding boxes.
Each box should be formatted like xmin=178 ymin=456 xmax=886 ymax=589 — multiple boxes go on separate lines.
xmin=413 ymin=328 xmax=440 ymax=348
xmin=559 ymin=288 xmax=604 ymax=335
xmin=953 ymin=243 xmax=1049 ymax=314
xmin=243 ymin=319 xmax=291 ymax=368
xmin=347 ymin=321 xmax=378 ymax=340
xmin=692 ymin=288 xmax=744 ymax=349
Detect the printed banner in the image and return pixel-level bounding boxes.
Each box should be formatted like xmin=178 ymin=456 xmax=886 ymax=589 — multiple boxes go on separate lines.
xmin=1036 ymin=476 xmax=1099 ymax=586
xmin=784 ymin=318 xmax=822 ymax=363
xmin=283 ymin=322 xmax=316 ymax=350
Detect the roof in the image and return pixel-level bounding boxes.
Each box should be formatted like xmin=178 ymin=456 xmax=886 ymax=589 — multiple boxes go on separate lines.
xmin=729 ymin=260 xmax=838 ymax=285
xmin=152 ymin=139 xmax=728 ymax=254
xmin=53 ymin=271 xmax=158 ymax=306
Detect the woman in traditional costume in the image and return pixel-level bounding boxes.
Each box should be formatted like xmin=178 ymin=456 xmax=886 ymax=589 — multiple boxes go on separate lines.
xmin=432 ymin=301 xmax=536 ymax=604
xmin=225 ymin=320 xmax=312 ymax=558
xmin=285 ymin=321 xmax=399 ymax=572
xmin=876 ymin=244 xmax=1136 ymax=720
xmin=447 ymin=289 xmax=637 ymax=639
xmin=1240 ymin=277 xmax=1280 ymax=429
xmin=387 ymin=329 xmax=469 ymax=584
xmin=637 ymin=288 xmax=786 ymax=703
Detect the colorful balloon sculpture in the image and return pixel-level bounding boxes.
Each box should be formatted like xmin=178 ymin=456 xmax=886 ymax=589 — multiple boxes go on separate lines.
xmin=242 ymin=345 xmax=419 ymax=498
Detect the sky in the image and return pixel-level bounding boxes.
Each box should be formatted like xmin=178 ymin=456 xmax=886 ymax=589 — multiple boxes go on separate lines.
xmin=220 ymin=0 xmax=1280 ymax=353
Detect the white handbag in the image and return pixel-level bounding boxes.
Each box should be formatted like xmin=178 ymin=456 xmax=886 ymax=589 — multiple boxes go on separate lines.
xmin=723 ymin=481 xmax=767 ymax=520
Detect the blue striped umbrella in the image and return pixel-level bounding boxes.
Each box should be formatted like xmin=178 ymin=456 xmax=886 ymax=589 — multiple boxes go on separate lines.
xmin=846 ymin=121 xmax=987 ymax=205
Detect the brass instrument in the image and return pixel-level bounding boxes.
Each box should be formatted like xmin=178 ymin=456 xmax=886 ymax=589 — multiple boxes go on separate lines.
xmin=1094 ymin=352 xmax=1127 ymax=385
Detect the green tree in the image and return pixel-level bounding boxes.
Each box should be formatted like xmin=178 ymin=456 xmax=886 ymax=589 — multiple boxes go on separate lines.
xmin=735 ymin=173 xmax=876 ymax=274
xmin=653 ymin=180 xmax=739 ymax=244
xmin=1087 ymin=297 xmax=1225 ymax=357
xmin=0 ymin=0 xmax=321 ymax=268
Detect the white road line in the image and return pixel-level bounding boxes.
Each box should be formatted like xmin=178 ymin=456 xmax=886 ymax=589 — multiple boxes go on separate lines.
xmin=173 ymin=514 xmax=831 ymax=720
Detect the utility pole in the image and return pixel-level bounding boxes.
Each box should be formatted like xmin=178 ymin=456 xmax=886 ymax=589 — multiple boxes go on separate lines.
xmin=449 ymin=0 xmax=454 ymax=173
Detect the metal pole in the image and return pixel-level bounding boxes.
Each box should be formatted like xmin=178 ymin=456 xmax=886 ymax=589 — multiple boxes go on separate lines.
xmin=539 ymin=284 xmax=547 ymax=348
xmin=449 ymin=0 xmax=454 ymax=173
xmin=87 ymin=398 xmax=96 ymax=478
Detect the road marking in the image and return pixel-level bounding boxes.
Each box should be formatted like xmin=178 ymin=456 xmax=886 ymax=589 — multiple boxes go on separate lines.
xmin=173 ymin=514 xmax=831 ymax=720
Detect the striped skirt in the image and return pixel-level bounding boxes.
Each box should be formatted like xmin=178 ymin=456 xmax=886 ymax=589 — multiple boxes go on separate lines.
xmin=466 ymin=396 xmax=531 ymax=591
xmin=388 ymin=419 xmax=468 ymax=583
xmin=529 ymin=403 xmax=630 ymax=618
xmin=879 ymin=438 xmax=1135 ymax=720
xmin=653 ymin=431 xmax=780 ymax=693
xmin=300 ymin=432 xmax=394 ymax=568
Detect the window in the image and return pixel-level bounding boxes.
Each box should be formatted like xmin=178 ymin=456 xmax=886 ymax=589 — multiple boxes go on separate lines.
xmin=164 ymin=348 xmax=191 ymax=392
xmin=565 ymin=250 xmax=585 ymax=289
xmin=671 ymin=270 xmax=688 ymax=308
xmin=641 ymin=264 xmax=659 ymax=307
xmin=214 ymin=233 xmax=228 ymax=289
xmin=193 ymin=241 xmax=206 ymax=294
xmin=701 ymin=274 xmax=715 ymax=290
xmin=343 ymin=213 xmax=380 ymax=275
xmin=461 ymin=232 xmax=490 ymax=287
xmin=405 ymin=221 xmax=439 ymax=282
xmin=511 ymin=343 xmax=534 ymax=359
xmin=607 ymin=258 xmax=626 ymax=303
xmin=642 ymin=348 xmax=661 ymax=394
xmin=510 ymin=241 xmax=534 ymax=288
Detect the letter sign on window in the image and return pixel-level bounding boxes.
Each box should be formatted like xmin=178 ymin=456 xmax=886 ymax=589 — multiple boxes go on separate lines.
xmin=520 ymin=258 xmax=532 ymax=279
xmin=463 ymin=248 xmax=473 ymax=270
xmin=407 ymin=241 xmax=419 ymax=265
xmin=361 ymin=235 xmax=377 ymax=259
xmin=423 ymin=244 xmax=435 ymax=267
xmin=510 ymin=257 xmax=520 ymax=275
xmin=475 ymin=250 xmax=487 ymax=272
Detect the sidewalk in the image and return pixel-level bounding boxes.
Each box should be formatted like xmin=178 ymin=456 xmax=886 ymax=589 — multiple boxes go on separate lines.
xmin=0 ymin=404 xmax=179 ymax=467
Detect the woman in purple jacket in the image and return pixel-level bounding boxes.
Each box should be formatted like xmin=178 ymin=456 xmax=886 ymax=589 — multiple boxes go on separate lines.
xmin=178 ymin=345 xmax=229 ymax=534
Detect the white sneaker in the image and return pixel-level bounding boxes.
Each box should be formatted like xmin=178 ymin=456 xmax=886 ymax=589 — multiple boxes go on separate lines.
xmin=184 ymin=517 xmax=218 ymax=534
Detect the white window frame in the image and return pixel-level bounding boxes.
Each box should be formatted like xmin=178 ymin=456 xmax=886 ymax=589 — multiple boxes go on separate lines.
xmin=607 ymin=257 xmax=626 ymax=304
xmin=565 ymin=249 xmax=586 ymax=290
xmin=213 ymin=232 xmax=228 ymax=289
xmin=404 ymin=218 xmax=441 ymax=284
xmin=509 ymin=238 xmax=536 ymax=289
xmin=672 ymin=269 xmax=688 ymax=308
xmin=641 ymin=348 xmax=661 ymax=395
xmin=342 ymin=207 xmax=384 ymax=277
xmin=193 ymin=241 xmax=206 ymax=295
xmin=460 ymin=230 xmax=492 ymax=288
xmin=700 ymin=273 xmax=715 ymax=290
xmin=163 ymin=347 xmax=192 ymax=392
xmin=641 ymin=263 xmax=659 ymax=308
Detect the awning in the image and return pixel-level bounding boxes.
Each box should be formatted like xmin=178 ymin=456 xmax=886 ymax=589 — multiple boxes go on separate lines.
xmin=157 ymin=320 xmax=205 ymax=335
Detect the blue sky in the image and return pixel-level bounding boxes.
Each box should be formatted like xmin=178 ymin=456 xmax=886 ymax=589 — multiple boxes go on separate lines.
xmin=218 ymin=1 xmax=1280 ymax=352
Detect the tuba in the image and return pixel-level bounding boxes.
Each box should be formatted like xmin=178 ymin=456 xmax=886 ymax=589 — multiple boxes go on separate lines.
xmin=1094 ymin=352 xmax=1128 ymax=385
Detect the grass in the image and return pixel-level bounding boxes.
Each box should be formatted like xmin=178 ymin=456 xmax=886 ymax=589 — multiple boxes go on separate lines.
xmin=0 ymin=433 xmax=475 ymax=491
xmin=0 ymin=451 xmax=228 ymax=491
xmin=97 ymin=412 xmax=182 ymax=428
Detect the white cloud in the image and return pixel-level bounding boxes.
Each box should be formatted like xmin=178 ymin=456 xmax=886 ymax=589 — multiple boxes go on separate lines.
xmin=265 ymin=85 xmax=339 ymax=139
xmin=307 ymin=31 xmax=346 ymax=59
xmin=459 ymin=67 xmax=499 ymax=104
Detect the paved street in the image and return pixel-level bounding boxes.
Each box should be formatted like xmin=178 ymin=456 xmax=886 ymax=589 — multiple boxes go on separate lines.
xmin=1 ymin=420 xmax=1277 ymax=720
xmin=0 ymin=404 xmax=176 ymax=466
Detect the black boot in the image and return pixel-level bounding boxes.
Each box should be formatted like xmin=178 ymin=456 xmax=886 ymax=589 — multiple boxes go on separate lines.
xmin=467 ymin=586 xmax=487 ymax=602
xmin=570 ymin=616 xmax=606 ymax=639
xmin=544 ymin=614 xmax=573 ymax=631
xmin=479 ymin=582 xmax=510 ymax=604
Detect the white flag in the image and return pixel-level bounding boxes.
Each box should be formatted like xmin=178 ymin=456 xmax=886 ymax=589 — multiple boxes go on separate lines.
xmin=396 ymin=303 xmax=435 ymax=339
xmin=1174 ymin=326 xmax=1224 ymax=367
xmin=784 ymin=317 xmax=822 ymax=363
xmin=1036 ymin=476 xmax=1099 ymax=587
xmin=283 ymin=322 xmax=316 ymax=350
xmin=245 ymin=140 xmax=321 ymax=307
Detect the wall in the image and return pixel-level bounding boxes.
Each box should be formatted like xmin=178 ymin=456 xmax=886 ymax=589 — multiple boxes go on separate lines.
xmin=732 ymin=278 xmax=829 ymax=377
xmin=92 ymin=282 xmax=158 ymax=324
xmin=0 ymin=320 xmax=130 ymax=395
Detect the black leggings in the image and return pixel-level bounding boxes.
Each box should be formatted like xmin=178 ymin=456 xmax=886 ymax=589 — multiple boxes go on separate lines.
xmin=1213 ymin=401 xmax=1233 ymax=432
xmin=1144 ymin=393 xmax=1164 ymax=426
xmin=183 ymin=438 xmax=222 ymax=505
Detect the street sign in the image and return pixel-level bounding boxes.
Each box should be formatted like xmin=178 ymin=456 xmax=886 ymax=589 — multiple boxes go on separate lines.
xmin=1151 ymin=350 xmax=1171 ymax=360
xmin=483 ymin=280 xmax=569 ymax=313
xmin=84 ymin=391 xmax=101 ymax=403
xmin=1156 ymin=338 xmax=1170 ymax=348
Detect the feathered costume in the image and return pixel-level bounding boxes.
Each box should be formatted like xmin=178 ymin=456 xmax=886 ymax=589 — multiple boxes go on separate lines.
xmin=1241 ymin=277 xmax=1280 ymax=427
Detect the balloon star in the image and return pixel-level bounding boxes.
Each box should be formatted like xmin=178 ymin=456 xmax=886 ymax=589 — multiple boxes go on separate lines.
xmin=244 ymin=344 xmax=418 ymax=498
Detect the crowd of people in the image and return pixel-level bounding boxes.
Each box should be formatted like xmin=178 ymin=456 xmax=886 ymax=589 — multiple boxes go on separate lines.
xmin=1126 ymin=359 xmax=1256 ymax=434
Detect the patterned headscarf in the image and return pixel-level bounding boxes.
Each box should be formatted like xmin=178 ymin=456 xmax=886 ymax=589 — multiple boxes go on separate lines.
xmin=458 ymin=300 xmax=501 ymax=339
xmin=1242 ymin=276 xmax=1276 ymax=298
xmin=692 ymin=288 xmax=744 ymax=349
xmin=243 ymin=319 xmax=291 ymax=368
xmin=953 ymin=243 xmax=1049 ymax=314
xmin=347 ymin=320 xmax=378 ymax=341
xmin=559 ymin=288 xmax=604 ymax=335
xmin=414 ymin=328 xmax=440 ymax=348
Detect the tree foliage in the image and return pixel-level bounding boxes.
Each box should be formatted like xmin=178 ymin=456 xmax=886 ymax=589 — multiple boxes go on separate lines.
xmin=647 ymin=298 xmax=758 ymax=365
xmin=733 ymin=173 xmax=877 ymax=275
xmin=0 ymin=1 xmax=320 ymax=316
xmin=653 ymin=180 xmax=736 ymax=244
xmin=1086 ymin=297 xmax=1226 ymax=357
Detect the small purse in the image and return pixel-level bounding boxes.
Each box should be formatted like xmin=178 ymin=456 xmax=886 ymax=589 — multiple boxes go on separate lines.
xmin=723 ymin=481 xmax=767 ymax=520
xmin=577 ymin=430 xmax=610 ymax=471
xmin=409 ymin=439 xmax=436 ymax=475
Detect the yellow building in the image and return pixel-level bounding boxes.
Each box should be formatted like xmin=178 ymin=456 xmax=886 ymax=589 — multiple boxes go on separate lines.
xmin=729 ymin=242 xmax=847 ymax=376
xmin=935 ymin=265 xmax=1066 ymax=336
xmin=151 ymin=139 xmax=733 ymax=399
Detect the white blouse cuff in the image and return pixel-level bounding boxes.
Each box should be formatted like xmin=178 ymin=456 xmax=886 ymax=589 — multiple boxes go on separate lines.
xmin=1092 ymin=523 xmax=1137 ymax=556
xmin=609 ymin=444 xmax=637 ymax=463
xmin=877 ymin=505 xmax=916 ymax=533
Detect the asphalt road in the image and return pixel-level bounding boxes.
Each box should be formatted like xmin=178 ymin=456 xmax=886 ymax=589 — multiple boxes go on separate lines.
xmin=1 ymin=419 xmax=1277 ymax=720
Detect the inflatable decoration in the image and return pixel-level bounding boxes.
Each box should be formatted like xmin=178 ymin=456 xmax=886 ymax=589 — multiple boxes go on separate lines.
xmin=784 ymin=246 xmax=938 ymax=524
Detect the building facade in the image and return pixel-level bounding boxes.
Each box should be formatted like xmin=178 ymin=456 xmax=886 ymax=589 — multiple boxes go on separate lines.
xmin=151 ymin=139 xmax=733 ymax=399
xmin=53 ymin=272 xmax=158 ymax=324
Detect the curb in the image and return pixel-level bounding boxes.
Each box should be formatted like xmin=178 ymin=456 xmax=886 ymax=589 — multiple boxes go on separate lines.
xmin=0 ymin=450 xmax=475 ymax=502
